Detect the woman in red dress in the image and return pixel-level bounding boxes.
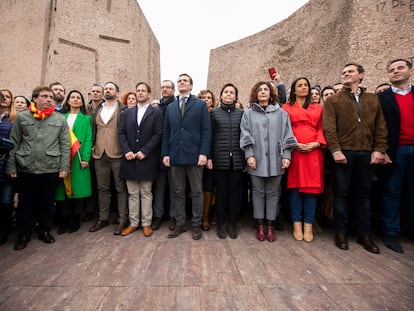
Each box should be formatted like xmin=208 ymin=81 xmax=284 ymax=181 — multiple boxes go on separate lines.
xmin=282 ymin=77 xmax=326 ymax=242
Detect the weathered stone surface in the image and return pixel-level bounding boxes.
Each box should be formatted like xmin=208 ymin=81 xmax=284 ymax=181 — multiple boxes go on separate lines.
xmin=0 ymin=0 xmax=160 ymax=99
xmin=208 ymin=0 xmax=414 ymax=104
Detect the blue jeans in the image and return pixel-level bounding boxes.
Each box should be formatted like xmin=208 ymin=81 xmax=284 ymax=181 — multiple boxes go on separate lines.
xmin=0 ymin=181 xmax=13 ymax=204
xmin=289 ymin=189 xmax=317 ymax=224
xmin=383 ymin=145 xmax=414 ymax=236
xmin=332 ymin=151 xmax=373 ymax=235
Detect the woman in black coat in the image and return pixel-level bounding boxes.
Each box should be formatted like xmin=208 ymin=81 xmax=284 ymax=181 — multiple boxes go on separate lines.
xmin=207 ymin=83 xmax=245 ymax=239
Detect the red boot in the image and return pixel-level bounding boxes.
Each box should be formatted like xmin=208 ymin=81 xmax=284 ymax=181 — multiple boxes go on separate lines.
xmin=266 ymin=226 xmax=276 ymax=242
xmin=256 ymin=225 xmax=266 ymax=241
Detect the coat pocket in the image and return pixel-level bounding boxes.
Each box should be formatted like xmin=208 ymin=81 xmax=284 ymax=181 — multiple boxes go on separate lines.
xmin=45 ymin=150 xmax=62 ymax=169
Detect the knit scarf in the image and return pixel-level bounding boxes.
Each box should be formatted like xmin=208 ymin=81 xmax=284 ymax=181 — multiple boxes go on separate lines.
xmin=30 ymin=102 xmax=55 ymax=120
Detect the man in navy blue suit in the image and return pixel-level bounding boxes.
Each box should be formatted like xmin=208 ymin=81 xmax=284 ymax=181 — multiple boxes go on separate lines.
xmin=161 ymin=73 xmax=211 ymax=240
xmin=378 ymin=59 xmax=414 ymax=253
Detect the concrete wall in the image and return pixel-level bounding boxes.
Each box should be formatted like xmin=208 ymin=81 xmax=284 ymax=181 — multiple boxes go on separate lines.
xmin=0 ymin=0 xmax=160 ymax=100
xmin=207 ymin=0 xmax=414 ymax=104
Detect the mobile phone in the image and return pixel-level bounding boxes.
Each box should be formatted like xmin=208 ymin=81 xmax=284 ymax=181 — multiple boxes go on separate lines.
xmin=268 ymin=67 xmax=277 ymax=80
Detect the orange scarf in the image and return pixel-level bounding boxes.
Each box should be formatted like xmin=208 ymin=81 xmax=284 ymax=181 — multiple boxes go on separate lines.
xmin=30 ymin=102 xmax=55 ymax=120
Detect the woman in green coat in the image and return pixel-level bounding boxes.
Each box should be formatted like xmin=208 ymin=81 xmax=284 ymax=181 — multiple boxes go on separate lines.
xmin=55 ymin=90 xmax=92 ymax=233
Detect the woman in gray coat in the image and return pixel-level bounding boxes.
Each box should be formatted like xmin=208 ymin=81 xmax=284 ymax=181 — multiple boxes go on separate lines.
xmin=240 ymin=81 xmax=297 ymax=242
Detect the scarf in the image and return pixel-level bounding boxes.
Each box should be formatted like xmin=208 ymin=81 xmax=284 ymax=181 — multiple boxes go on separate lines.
xmin=30 ymin=102 xmax=55 ymax=120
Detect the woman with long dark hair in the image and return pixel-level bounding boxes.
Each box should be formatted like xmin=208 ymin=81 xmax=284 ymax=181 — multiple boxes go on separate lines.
xmin=55 ymin=90 xmax=92 ymax=233
xmin=282 ymin=77 xmax=326 ymax=242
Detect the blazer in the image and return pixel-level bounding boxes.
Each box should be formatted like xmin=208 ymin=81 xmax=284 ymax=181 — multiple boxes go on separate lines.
xmin=378 ymin=85 xmax=414 ymax=162
xmin=161 ymin=94 xmax=211 ymax=166
xmin=118 ymin=104 xmax=163 ymax=180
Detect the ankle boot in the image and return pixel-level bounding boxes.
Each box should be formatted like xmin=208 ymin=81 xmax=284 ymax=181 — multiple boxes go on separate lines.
xmin=266 ymin=226 xmax=275 ymax=242
xmin=68 ymin=215 xmax=81 ymax=233
xmin=202 ymin=192 xmax=213 ymax=231
xmin=303 ymin=223 xmax=314 ymax=242
xmin=57 ymin=216 xmax=69 ymax=234
xmin=293 ymin=222 xmax=303 ymax=241
xmin=256 ymin=225 xmax=266 ymax=241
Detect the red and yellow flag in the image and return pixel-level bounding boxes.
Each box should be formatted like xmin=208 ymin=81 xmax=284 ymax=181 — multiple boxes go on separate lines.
xmin=64 ymin=128 xmax=81 ymax=196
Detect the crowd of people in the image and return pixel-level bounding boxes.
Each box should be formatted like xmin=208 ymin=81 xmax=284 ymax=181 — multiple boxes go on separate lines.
xmin=0 ymin=59 xmax=413 ymax=256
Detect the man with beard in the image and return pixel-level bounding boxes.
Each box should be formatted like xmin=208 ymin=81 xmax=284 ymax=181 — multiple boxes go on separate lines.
xmin=86 ymin=84 xmax=105 ymax=115
xmin=49 ymin=82 xmax=66 ymax=113
xmin=89 ymin=82 xmax=128 ymax=235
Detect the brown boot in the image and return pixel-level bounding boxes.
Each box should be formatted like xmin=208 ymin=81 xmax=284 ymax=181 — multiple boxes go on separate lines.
xmin=303 ymin=223 xmax=314 ymax=242
xmin=293 ymin=222 xmax=303 ymax=241
xmin=202 ymin=192 xmax=213 ymax=231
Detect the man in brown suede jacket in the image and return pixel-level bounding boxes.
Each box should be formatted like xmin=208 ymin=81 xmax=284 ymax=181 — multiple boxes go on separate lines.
xmin=323 ymin=63 xmax=388 ymax=254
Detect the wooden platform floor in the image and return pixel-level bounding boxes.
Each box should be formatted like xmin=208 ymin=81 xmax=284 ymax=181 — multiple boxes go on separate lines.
xmin=1 ymin=217 xmax=413 ymax=311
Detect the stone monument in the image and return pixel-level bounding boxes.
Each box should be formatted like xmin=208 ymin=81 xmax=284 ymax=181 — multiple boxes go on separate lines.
xmin=207 ymin=0 xmax=414 ymax=104
xmin=0 ymin=0 xmax=159 ymax=99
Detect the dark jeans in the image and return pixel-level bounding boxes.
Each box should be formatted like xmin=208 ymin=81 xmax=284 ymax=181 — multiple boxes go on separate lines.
xmin=16 ymin=172 xmax=59 ymax=237
xmin=383 ymin=145 xmax=414 ymax=236
xmin=214 ymin=170 xmax=242 ymax=227
xmin=332 ymin=150 xmax=373 ymax=235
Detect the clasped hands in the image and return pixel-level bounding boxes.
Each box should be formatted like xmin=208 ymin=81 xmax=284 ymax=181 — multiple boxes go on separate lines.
xmin=125 ymin=151 xmax=146 ymax=161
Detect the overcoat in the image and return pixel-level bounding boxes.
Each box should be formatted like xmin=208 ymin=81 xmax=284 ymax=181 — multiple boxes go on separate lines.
xmin=55 ymin=112 xmax=92 ymax=199
xmin=119 ymin=105 xmax=163 ymax=180
xmin=161 ymin=95 xmax=211 ymax=166
xmin=240 ymin=103 xmax=297 ymax=177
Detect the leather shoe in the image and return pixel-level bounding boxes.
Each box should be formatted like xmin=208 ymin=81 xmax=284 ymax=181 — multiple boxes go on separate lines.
xmin=228 ymin=224 xmax=238 ymax=239
xmin=168 ymin=225 xmax=185 ymax=238
xmin=83 ymin=211 xmax=94 ymax=222
xmin=192 ymin=226 xmax=202 ymax=240
xmin=217 ymin=226 xmax=226 ymax=239
xmin=14 ymin=236 xmax=30 ymax=251
xmin=151 ymin=217 xmax=161 ymax=231
xmin=114 ymin=223 xmax=127 ymax=235
xmin=384 ymin=235 xmax=404 ymax=253
xmin=169 ymin=218 xmax=177 ymax=230
xmin=121 ymin=225 xmax=137 ymax=236
xmin=38 ymin=231 xmax=55 ymax=244
xmin=143 ymin=226 xmax=153 ymax=237
xmin=89 ymin=220 xmax=109 ymax=232
xmin=335 ymin=233 xmax=349 ymax=250
xmin=357 ymin=235 xmax=380 ymax=254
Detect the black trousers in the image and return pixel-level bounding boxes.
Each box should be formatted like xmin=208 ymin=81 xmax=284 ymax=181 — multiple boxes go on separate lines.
xmin=16 ymin=172 xmax=59 ymax=237
xmin=214 ymin=170 xmax=243 ymax=227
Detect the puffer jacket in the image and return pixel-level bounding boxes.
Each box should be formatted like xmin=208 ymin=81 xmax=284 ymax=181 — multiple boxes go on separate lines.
xmin=210 ymin=103 xmax=245 ymax=170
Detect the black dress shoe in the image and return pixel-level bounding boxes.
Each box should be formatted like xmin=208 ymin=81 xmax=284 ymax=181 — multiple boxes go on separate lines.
xmin=192 ymin=226 xmax=202 ymax=240
xmin=357 ymin=235 xmax=380 ymax=254
xmin=335 ymin=233 xmax=349 ymax=250
xmin=169 ymin=218 xmax=177 ymax=231
xmin=151 ymin=217 xmax=161 ymax=231
xmin=83 ymin=212 xmax=94 ymax=222
xmin=228 ymin=224 xmax=238 ymax=239
xmin=217 ymin=226 xmax=226 ymax=239
xmin=89 ymin=220 xmax=109 ymax=232
xmin=114 ymin=223 xmax=127 ymax=235
xmin=168 ymin=225 xmax=185 ymax=238
xmin=38 ymin=232 xmax=55 ymax=244
xmin=14 ymin=236 xmax=30 ymax=251
xmin=384 ymin=235 xmax=404 ymax=253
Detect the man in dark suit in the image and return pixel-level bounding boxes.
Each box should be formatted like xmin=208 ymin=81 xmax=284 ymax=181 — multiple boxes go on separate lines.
xmin=378 ymin=58 xmax=414 ymax=253
xmin=161 ymin=73 xmax=211 ymax=240
xmin=118 ymin=82 xmax=163 ymax=237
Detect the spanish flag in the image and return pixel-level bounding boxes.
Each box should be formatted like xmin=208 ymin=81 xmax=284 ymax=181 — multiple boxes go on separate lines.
xmin=63 ymin=128 xmax=81 ymax=196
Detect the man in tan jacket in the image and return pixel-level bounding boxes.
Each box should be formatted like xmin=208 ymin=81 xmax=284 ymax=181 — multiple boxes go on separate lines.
xmin=89 ymin=82 xmax=128 ymax=235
